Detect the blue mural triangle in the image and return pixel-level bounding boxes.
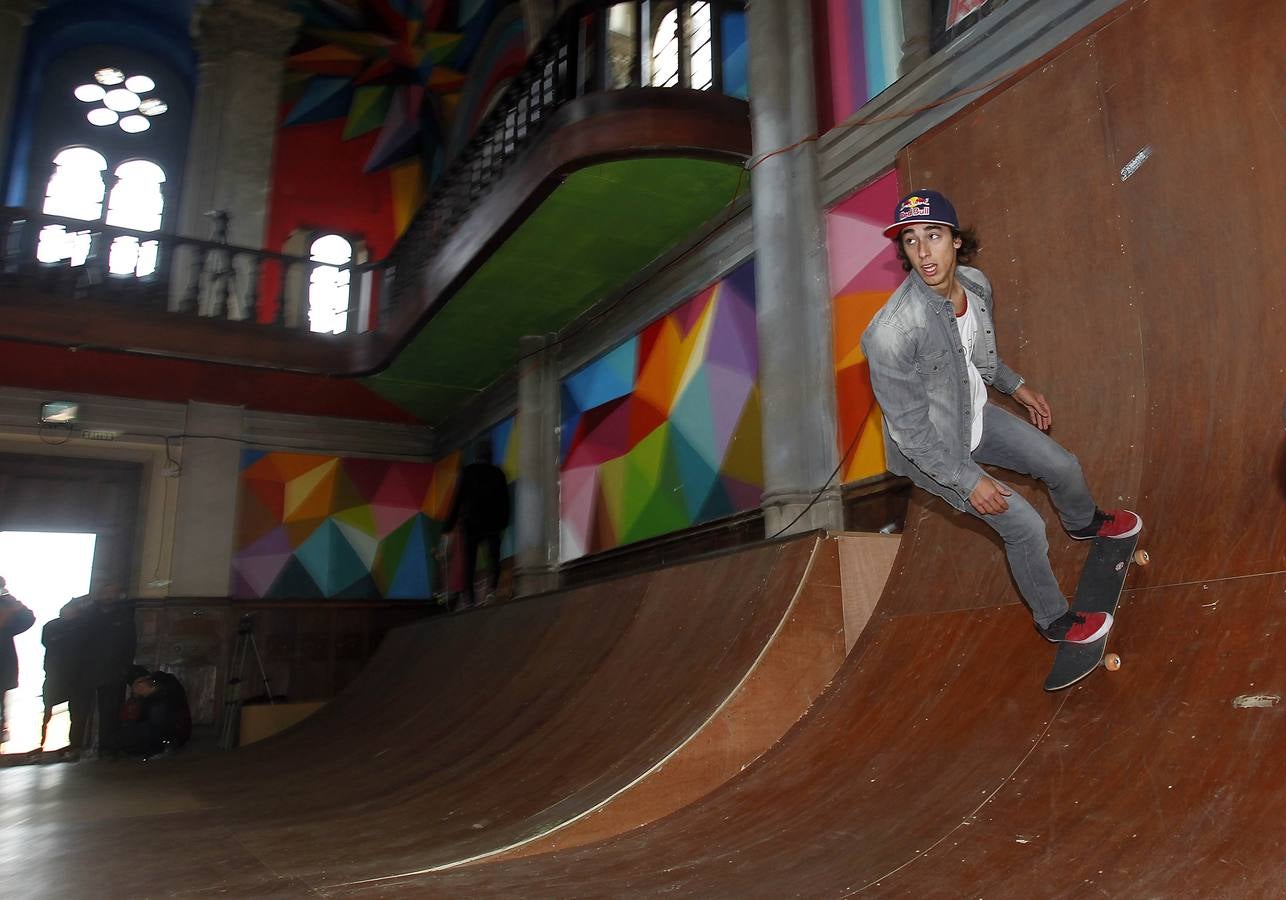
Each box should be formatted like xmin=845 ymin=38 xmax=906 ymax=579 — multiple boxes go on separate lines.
xmin=668 ymin=370 xmax=718 ymax=467
xmin=563 ymin=338 xmax=637 ymax=411
xmin=667 ymin=425 xmax=719 ymax=521
xmin=241 ymin=449 xmax=269 ymax=470
xmin=387 ymin=513 xmax=431 ymax=599
xmin=284 ymin=77 xmax=353 ymax=126
xmin=490 ymin=416 xmax=514 ymax=464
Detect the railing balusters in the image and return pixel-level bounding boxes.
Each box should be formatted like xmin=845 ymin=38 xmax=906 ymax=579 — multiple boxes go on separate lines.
xmin=1 ymin=1 xmax=745 ymax=339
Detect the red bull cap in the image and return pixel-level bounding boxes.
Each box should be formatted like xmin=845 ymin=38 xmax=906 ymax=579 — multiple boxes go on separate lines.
xmin=883 ymin=189 xmax=960 ymax=239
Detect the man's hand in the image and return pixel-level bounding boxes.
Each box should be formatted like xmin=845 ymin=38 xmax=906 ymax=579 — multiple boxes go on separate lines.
xmin=969 ymin=476 xmax=1012 ymax=515
xmin=1013 ymin=384 xmax=1052 ymax=432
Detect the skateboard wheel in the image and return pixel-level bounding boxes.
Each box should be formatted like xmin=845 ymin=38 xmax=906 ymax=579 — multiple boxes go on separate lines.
xmin=1103 ymin=653 xmax=1122 ymax=671
xmin=1132 ymin=549 xmax=1150 ymax=567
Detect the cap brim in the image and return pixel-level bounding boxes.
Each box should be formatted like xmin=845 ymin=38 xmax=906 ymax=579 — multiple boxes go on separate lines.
xmin=882 ymin=219 xmax=958 ymax=239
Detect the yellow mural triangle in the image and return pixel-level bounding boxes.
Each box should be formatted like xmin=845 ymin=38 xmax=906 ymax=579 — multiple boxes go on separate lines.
xmin=283 ymin=459 xmax=339 ymax=522
xmin=673 ymin=290 xmax=718 ymax=406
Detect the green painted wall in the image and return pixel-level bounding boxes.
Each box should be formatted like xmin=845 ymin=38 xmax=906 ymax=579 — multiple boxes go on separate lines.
xmin=365 ymin=157 xmax=745 ymax=423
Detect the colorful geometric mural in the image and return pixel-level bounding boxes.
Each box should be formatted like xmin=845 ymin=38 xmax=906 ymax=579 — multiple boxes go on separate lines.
xmin=231 ymin=450 xmax=459 ymax=600
xmin=283 ymin=0 xmax=514 ymax=178
xmin=813 ymin=0 xmax=904 ymax=131
xmin=559 ymin=260 xmax=761 ymax=561
xmin=828 ymin=170 xmax=903 ymax=483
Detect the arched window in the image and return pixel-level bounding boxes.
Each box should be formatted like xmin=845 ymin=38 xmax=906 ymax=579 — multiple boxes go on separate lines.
xmin=650 ymin=9 xmax=681 ymax=88
xmin=308 ymin=234 xmax=353 ymax=334
xmin=688 ymin=2 xmax=714 ymax=91
xmin=649 ymin=3 xmax=712 ymax=90
xmin=36 ymin=147 xmax=107 ymax=266
xmin=105 ymin=159 xmax=165 ymax=276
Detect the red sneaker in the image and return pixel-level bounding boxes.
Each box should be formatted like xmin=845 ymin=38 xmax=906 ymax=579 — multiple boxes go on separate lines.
xmin=1040 ymin=610 xmax=1113 ymax=644
xmin=1069 ymin=508 xmax=1142 ymax=540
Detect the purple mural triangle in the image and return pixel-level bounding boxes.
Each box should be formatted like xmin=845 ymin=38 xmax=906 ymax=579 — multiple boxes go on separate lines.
xmin=239 ymin=525 xmax=293 ymax=558
xmin=720 ymin=474 xmax=764 ymax=512
xmin=705 ymin=362 xmax=755 ymax=460
xmin=671 ymin=285 xmax=714 ymax=337
xmin=232 ymin=551 xmax=292 ymax=599
xmin=364 ymin=85 xmax=423 ymax=172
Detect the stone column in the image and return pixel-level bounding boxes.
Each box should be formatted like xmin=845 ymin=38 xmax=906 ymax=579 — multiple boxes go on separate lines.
xmin=512 ymin=334 xmax=561 ymax=596
xmin=899 ymin=0 xmax=933 ymax=75
xmin=172 ymin=0 xmax=299 ymax=313
xmin=520 ymin=0 xmax=556 ymax=49
xmin=0 ymin=0 xmax=45 ymax=166
xmin=747 ymin=0 xmax=845 ymax=537
xmin=168 ymin=401 xmax=244 ymax=597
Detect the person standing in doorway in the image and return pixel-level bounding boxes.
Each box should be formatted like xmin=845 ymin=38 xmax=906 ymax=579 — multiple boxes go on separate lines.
xmin=442 ymin=441 xmax=511 ymax=609
xmin=61 ymin=581 xmax=136 ymax=755
xmin=0 ymin=576 xmax=36 ymax=745
xmin=40 ymin=601 xmax=87 ymax=753
xmin=861 ymin=190 xmax=1141 ymax=645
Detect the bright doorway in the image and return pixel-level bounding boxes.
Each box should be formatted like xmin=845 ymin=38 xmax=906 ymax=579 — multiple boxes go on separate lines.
xmin=0 ymin=531 xmax=97 ymax=754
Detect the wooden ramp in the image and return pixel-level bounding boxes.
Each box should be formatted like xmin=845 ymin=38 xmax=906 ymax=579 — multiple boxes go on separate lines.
xmin=326 ymin=1 xmax=1286 ymax=895
xmin=2 ymin=3 xmax=1283 ymax=897
xmin=0 ymin=532 xmax=889 ymax=897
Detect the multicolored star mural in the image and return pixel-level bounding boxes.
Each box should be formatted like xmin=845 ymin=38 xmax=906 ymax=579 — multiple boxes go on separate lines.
xmin=827 ymin=170 xmax=902 ymax=483
xmin=559 ymin=261 xmax=762 ymax=561
xmin=283 ymin=0 xmax=504 ymax=176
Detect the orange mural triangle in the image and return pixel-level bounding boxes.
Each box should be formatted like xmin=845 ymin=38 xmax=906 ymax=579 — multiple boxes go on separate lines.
xmin=633 ymin=318 xmax=681 ymax=414
xmin=241 ymin=453 xmax=285 ymax=482
xmin=284 ymin=459 xmax=339 ymax=522
xmin=285 ymin=516 xmax=326 ymax=548
xmin=273 ymin=453 xmax=333 ymax=481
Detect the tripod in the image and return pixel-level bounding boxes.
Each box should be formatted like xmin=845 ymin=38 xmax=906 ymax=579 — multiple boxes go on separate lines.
xmin=219 ymin=613 xmax=274 ymax=750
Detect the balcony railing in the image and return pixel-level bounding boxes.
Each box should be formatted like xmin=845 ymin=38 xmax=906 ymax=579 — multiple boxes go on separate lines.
xmin=0 ymin=209 xmax=382 ymax=334
xmin=0 ymin=0 xmax=748 ymax=368
xmin=387 ymin=0 xmax=747 ymax=312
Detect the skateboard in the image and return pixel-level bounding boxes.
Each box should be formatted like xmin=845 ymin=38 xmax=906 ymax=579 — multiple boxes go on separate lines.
xmin=1043 ymin=532 xmax=1149 ymax=691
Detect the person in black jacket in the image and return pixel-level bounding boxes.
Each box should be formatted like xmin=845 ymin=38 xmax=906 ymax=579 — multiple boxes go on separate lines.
xmin=442 ymin=442 xmax=511 ymax=609
xmin=0 ymin=576 xmax=36 ymax=744
xmin=60 ymin=582 xmax=136 ymax=754
xmin=104 ymin=670 xmax=191 ymax=758
xmin=40 ymin=603 xmax=88 ymax=750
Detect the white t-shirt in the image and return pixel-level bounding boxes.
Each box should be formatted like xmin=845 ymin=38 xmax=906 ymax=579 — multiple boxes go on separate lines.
xmin=956 ymin=289 xmax=989 ymax=451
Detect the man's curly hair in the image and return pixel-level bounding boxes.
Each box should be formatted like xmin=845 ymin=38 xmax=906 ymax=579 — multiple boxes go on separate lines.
xmin=894 ymin=227 xmax=980 ymax=272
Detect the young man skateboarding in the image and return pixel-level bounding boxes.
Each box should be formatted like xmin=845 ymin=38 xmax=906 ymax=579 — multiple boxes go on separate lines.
xmin=860 ymin=190 xmax=1141 ymax=644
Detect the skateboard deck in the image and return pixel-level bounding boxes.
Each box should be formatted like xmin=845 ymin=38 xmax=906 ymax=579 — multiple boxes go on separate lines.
xmin=1043 ymin=532 xmax=1145 ymax=691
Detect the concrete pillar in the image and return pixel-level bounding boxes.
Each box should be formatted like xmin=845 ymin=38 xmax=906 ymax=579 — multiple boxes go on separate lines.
xmin=0 ymin=1 xmax=45 ymax=166
xmin=168 ymin=401 xmax=244 ymax=596
xmin=746 ymin=0 xmax=844 ymax=537
xmin=512 ymin=334 xmax=560 ymax=596
xmin=172 ymin=0 xmax=299 ymax=313
xmin=899 ymin=0 xmax=933 ymax=75
xmin=520 ymin=0 xmax=556 ymax=49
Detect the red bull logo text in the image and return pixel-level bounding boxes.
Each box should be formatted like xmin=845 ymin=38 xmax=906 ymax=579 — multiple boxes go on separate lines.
xmin=898 ymin=195 xmax=932 ymax=221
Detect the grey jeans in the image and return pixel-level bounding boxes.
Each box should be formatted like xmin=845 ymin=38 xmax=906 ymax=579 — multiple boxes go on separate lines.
xmin=966 ymin=404 xmax=1098 ymax=628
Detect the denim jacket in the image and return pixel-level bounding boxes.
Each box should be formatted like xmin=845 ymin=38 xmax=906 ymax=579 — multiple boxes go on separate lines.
xmin=859 ymin=265 xmax=1024 ymax=511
